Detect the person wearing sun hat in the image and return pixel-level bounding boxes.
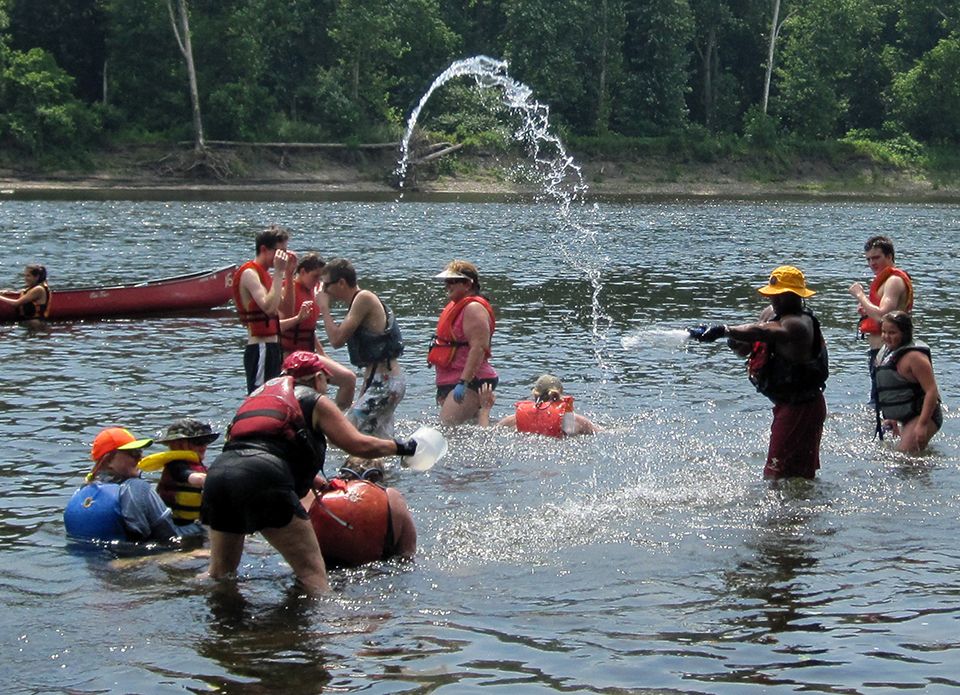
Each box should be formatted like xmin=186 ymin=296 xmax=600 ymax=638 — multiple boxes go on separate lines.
xmin=427 ymin=259 xmax=499 ymax=425
xmin=477 ymin=374 xmax=600 ymax=436
xmin=139 ymin=418 xmax=220 ymax=529
xmin=200 ymin=350 xmax=420 ymax=593
xmin=63 ymin=427 xmax=182 ymax=542
xmin=690 ymin=265 xmax=829 ymax=480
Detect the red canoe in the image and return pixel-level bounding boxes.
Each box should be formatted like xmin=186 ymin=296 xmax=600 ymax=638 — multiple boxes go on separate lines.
xmin=0 ymin=264 xmax=237 ymax=322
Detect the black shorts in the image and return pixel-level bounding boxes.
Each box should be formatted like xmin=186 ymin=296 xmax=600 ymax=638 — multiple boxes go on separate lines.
xmin=436 ymin=376 xmax=499 ymax=403
xmin=243 ymin=342 xmax=282 ymax=394
xmin=200 ymin=447 xmax=308 ymax=534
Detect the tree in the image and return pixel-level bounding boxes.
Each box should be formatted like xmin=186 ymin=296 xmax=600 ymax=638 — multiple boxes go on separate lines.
xmin=166 ymin=0 xmax=204 ymax=150
xmin=8 ymin=0 xmax=107 ymax=103
xmin=613 ymin=0 xmax=694 ymax=136
xmin=891 ymin=35 xmax=960 ymax=142
xmin=774 ymin=0 xmax=882 ymax=138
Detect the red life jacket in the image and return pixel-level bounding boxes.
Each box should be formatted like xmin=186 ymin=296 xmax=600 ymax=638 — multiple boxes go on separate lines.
xmin=515 ymin=396 xmax=574 ymax=438
xmin=233 ymin=261 xmax=279 ymax=337
xmin=859 ymin=267 xmax=913 ymax=335
xmin=280 ymin=280 xmax=318 ymax=353
xmin=308 ymin=480 xmax=390 ymax=567
xmin=229 ymin=376 xmax=307 ymax=443
xmin=427 ymin=295 xmax=495 ymax=367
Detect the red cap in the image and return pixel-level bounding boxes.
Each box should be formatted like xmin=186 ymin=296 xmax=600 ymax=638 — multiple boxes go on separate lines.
xmin=90 ymin=427 xmax=153 ymax=462
xmin=281 ymin=351 xmax=333 ymax=379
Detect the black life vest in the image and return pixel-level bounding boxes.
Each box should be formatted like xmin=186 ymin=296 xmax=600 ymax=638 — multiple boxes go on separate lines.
xmin=346 ymin=298 xmax=404 ymax=368
xmin=748 ymin=309 xmax=828 ymax=404
xmin=875 ymin=341 xmax=932 ymax=424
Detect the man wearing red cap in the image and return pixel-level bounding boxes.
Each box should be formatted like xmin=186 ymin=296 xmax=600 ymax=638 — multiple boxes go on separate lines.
xmin=691 ymin=266 xmax=829 ymax=480
xmin=200 ymin=350 xmax=418 ymax=593
xmin=64 ymin=428 xmax=182 ymax=542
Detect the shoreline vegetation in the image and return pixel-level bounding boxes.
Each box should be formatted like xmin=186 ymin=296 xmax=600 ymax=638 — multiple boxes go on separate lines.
xmin=2 ymin=140 xmax=960 ymax=202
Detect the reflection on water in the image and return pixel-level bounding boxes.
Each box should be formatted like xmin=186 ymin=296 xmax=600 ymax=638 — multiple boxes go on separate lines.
xmin=0 ymin=200 xmax=958 ymax=693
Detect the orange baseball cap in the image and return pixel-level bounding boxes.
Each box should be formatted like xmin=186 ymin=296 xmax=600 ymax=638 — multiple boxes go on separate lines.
xmin=90 ymin=427 xmax=153 ymax=462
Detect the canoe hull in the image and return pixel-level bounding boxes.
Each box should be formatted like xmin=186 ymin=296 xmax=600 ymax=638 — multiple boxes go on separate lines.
xmin=0 ymin=265 xmax=237 ymax=322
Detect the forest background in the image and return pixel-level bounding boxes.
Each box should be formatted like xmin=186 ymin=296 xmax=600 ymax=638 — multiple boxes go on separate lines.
xmin=2 ymin=0 xmax=960 ymax=196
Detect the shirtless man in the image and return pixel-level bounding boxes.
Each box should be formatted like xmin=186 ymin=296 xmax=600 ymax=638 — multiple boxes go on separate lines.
xmin=316 ymin=258 xmax=406 ymax=438
xmin=232 ymin=225 xmax=295 ymax=393
xmin=848 ymin=235 xmax=913 ymax=399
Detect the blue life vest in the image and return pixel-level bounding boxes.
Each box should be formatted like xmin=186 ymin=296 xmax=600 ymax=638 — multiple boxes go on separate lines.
xmin=63 ymin=482 xmax=127 ymax=541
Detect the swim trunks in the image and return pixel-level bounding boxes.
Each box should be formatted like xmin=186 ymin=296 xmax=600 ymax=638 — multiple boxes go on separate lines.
xmin=347 ymin=370 xmax=407 ymax=439
xmin=243 ymin=342 xmax=282 ymax=394
xmin=764 ymin=392 xmax=826 ymax=480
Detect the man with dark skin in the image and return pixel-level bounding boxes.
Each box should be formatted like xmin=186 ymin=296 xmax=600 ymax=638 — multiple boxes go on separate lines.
xmin=691 ymin=266 xmax=828 ymax=480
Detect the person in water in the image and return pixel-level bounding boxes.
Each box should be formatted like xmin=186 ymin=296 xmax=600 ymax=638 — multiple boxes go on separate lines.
xmin=848 ymin=235 xmax=913 ymax=400
xmin=233 ymin=225 xmax=295 ymax=394
xmin=316 ymin=258 xmax=406 ymax=438
xmin=200 ymin=350 xmax=418 ymax=593
xmin=303 ymin=456 xmax=416 ymax=567
xmin=477 ymin=374 xmax=600 ymax=436
xmin=142 ymin=418 xmax=220 ymax=531
xmin=0 ymin=264 xmax=50 ymax=319
xmin=691 ymin=265 xmax=829 ymax=480
xmin=278 ymin=252 xmax=356 ymax=411
xmin=64 ymin=428 xmax=182 ymax=543
xmin=874 ymin=311 xmax=942 ymax=452
xmin=428 ymin=260 xmax=499 ymax=425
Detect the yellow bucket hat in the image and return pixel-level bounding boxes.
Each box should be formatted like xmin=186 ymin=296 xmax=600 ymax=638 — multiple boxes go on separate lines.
xmin=757 ymin=265 xmax=816 ymax=298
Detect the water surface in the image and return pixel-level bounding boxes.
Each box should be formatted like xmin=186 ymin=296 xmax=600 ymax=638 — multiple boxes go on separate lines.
xmin=1 ymin=199 xmax=958 ymax=694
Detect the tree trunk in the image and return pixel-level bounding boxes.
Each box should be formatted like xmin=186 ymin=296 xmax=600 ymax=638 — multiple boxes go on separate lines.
xmin=168 ymin=0 xmax=205 ymax=152
xmin=762 ymin=0 xmax=781 ymax=115
xmin=595 ymin=0 xmax=610 ymax=134
xmin=703 ymin=26 xmax=716 ymax=129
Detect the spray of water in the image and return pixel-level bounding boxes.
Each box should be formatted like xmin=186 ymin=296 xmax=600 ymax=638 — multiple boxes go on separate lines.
xmin=397 ymin=56 xmax=613 ymax=371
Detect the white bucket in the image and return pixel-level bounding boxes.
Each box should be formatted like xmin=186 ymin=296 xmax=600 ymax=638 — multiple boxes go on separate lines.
xmin=402 ymin=426 xmax=448 ymax=471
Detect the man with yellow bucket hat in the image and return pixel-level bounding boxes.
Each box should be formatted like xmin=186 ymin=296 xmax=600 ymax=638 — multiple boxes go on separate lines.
xmin=690 ymin=266 xmax=829 ymax=479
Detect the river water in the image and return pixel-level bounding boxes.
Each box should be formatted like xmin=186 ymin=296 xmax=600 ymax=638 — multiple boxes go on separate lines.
xmin=1 ymin=199 xmax=958 ymax=694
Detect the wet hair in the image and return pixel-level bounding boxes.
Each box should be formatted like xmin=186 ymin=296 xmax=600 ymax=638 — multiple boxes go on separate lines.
xmin=25 ymin=264 xmax=46 ymax=285
xmin=322 ymin=258 xmax=357 ymax=287
xmin=338 ymin=456 xmax=384 ymax=483
xmin=864 ymin=235 xmax=895 ymax=261
xmin=532 ymin=374 xmax=564 ymax=402
xmin=255 ymin=225 xmax=290 ymax=254
xmin=296 ymin=253 xmax=326 ymax=274
xmin=882 ymin=310 xmax=913 ymax=344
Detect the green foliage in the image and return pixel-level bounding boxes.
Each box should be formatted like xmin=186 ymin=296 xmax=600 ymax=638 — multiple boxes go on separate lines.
xmin=891 ymin=36 xmax=960 ymax=142
xmin=841 ymin=129 xmax=926 ymax=167
xmin=0 ymin=46 xmax=101 ymax=155
xmin=743 ymin=104 xmax=779 ymax=148
xmin=775 ymin=0 xmax=883 ymax=138
xmin=205 ymin=82 xmax=275 ymax=141
xmin=2 ymin=0 xmax=960 ymax=159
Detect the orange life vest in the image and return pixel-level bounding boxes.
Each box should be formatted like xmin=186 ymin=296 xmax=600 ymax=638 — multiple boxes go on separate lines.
xmin=280 ymin=280 xmax=318 ymax=352
xmin=515 ymin=397 xmax=574 ymax=438
xmin=308 ymin=480 xmax=390 ymax=567
xmin=232 ymin=261 xmax=279 ymax=337
xmin=427 ymin=295 xmax=495 ymax=367
xmin=859 ymin=267 xmax=913 ymax=335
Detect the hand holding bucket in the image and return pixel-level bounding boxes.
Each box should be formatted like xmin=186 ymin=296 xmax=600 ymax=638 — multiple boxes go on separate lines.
xmin=401 ymin=426 xmax=447 ymax=471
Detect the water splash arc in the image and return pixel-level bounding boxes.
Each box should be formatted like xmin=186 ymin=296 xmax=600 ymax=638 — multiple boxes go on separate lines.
xmin=397 ymin=56 xmax=612 ymax=373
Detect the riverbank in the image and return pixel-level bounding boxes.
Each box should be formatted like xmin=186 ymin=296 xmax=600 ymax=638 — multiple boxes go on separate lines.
xmin=1 ymin=143 xmax=958 ymax=202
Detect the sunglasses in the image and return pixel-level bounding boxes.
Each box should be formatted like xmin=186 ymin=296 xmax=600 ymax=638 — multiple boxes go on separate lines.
xmin=338 ymin=466 xmax=384 ymax=483
xmin=444 ymin=278 xmax=468 ymax=286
